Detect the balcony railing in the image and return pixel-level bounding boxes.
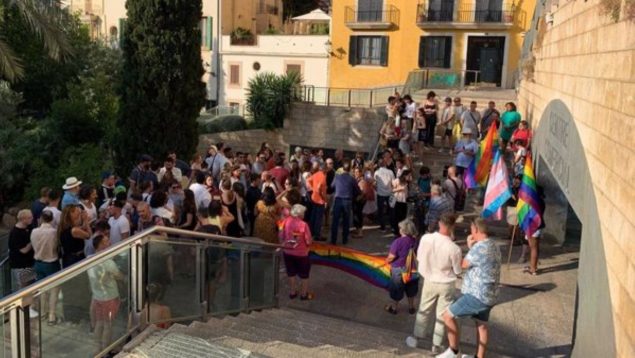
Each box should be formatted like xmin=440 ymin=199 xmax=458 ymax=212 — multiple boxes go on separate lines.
xmin=417 ymin=3 xmax=515 ymax=27
xmin=0 ymin=226 xmax=281 ymax=357
xmin=345 ymin=5 xmax=400 ymax=30
xmin=296 ymin=84 xmax=406 ymax=108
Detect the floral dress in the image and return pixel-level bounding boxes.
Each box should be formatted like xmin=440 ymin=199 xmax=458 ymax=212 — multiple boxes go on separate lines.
xmin=253 ymin=201 xmax=280 ymax=244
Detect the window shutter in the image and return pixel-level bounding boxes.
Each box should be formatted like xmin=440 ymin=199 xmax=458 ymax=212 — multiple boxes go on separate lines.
xmin=349 ymin=36 xmax=359 ymax=66
xmin=418 ymin=37 xmax=426 ymax=68
xmin=444 ymin=37 xmax=452 ymax=68
xmin=206 ymin=17 xmax=213 ymax=49
xmin=380 ymin=36 xmax=389 ymax=66
xmin=119 ymin=18 xmax=126 ymax=46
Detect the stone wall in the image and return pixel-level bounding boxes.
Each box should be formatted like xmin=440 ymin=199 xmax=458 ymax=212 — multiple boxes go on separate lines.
xmin=199 ymin=103 xmax=386 ymax=155
xmin=517 ymin=1 xmax=634 ymax=356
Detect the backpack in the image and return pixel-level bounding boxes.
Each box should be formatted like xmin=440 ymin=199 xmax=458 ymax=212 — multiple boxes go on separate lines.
xmin=449 ymin=178 xmax=466 ymax=212
xmin=401 ymin=241 xmax=420 ymax=284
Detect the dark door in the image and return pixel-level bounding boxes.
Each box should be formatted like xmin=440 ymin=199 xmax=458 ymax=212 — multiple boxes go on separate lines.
xmin=358 ymin=0 xmax=383 ymax=22
xmin=465 ymin=36 xmax=505 ymax=86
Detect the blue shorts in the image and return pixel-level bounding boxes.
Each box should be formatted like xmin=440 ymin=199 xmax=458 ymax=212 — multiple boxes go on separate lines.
xmin=448 ymin=293 xmax=493 ymax=322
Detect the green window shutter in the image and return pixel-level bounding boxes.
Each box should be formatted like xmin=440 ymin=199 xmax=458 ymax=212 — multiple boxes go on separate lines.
xmin=380 ymin=36 xmax=389 ymax=66
xmin=119 ymin=18 xmax=126 ymax=46
xmin=207 ymin=16 xmax=213 ymax=49
xmin=349 ymin=36 xmax=358 ymax=66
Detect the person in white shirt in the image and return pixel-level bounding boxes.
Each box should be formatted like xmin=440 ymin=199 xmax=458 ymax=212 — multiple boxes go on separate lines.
xmin=406 ymin=213 xmax=462 ymax=353
xmin=107 ymin=200 xmax=130 ymax=245
xmin=189 ymin=171 xmax=212 ymax=210
xmin=30 ymin=210 xmax=62 ymax=324
xmin=157 ymin=157 xmax=183 ymax=185
xmin=373 ymin=160 xmax=395 ymax=232
xmin=460 ymin=101 xmax=481 ymax=140
xmin=43 ymin=189 xmax=62 ymax=228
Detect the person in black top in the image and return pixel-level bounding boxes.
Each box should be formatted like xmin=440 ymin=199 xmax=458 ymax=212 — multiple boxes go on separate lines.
xmin=178 ymin=189 xmax=198 ymax=231
xmin=30 ymin=187 xmax=50 ymax=229
xmin=245 ymin=174 xmax=262 ymax=236
xmin=59 ymin=205 xmax=92 ymax=268
xmin=97 ymin=172 xmax=115 ymax=209
xmin=9 ymin=209 xmax=35 ymax=291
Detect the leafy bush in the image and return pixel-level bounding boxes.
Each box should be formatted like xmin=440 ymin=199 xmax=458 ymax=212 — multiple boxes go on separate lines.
xmin=199 ymin=115 xmax=248 ymax=134
xmin=231 ymin=27 xmax=254 ymax=40
xmin=246 ymin=72 xmax=302 ymax=130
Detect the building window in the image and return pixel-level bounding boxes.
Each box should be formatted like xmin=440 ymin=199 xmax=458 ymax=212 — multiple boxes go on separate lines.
xmin=418 ymin=36 xmax=452 ymax=68
xmin=200 ymin=17 xmax=213 ymax=50
xmin=357 ymin=0 xmax=384 ymax=22
xmin=229 ymin=64 xmax=241 ymax=87
xmin=285 ymin=64 xmax=302 ymax=76
xmin=348 ymin=36 xmax=389 ymax=66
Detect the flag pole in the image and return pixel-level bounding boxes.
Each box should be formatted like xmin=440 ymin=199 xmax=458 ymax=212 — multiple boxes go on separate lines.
xmin=506 ymin=224 xmax=517 ymax=270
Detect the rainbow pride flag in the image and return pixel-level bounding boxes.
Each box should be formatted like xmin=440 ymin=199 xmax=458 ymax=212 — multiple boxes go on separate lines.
xmin=516 ymin=152 xmax=543 ymax=237
xmin=464 ymin=122 xmax=499 ymax=189
xmin=309 ymin=243 xmax=391 ymax=290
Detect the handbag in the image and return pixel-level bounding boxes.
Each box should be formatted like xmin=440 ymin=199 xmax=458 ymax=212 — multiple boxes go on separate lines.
xmin=401 ymin=243 xmax=420 ymax=284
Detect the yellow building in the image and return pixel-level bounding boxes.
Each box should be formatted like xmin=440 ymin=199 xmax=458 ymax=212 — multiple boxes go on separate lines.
xmin=329 ymin=0 xmax=535 ymax=89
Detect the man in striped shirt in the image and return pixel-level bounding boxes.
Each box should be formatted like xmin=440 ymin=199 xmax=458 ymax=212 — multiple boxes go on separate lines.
xmin=425 ymin=185 xmax=454 ymax=233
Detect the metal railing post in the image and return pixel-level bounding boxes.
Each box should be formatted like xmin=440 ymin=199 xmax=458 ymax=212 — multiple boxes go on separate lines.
xmin=326 ymin=88 xmax=331 ymax=106
xmin=10 ymin=306 xmax=31 ymax=358
xmin=348 ymin=89 xmax=352 ymax=107
xmin=369 ymin=89 xmax=374 ymax=107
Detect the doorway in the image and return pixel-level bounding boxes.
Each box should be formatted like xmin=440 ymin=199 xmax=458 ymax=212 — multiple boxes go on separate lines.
xmin=465 ymin=36 xmax=505 ymax=86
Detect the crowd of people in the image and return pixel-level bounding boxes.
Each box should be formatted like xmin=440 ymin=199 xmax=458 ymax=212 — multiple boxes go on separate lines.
xmin=7 ymin=90 xmax=541 ymax=357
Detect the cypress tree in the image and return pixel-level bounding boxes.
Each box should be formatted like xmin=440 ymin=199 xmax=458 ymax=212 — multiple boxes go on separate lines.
xmin=117 ymin=0 xmax=205 ymax=171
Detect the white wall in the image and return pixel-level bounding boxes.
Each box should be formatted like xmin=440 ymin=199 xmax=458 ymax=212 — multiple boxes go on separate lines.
xmin=220 ymin=35 xmax=330 ymax=105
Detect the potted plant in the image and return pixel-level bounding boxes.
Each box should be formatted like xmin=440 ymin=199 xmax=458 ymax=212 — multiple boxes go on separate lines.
xmin=230 ymin=27 xmax=255 ymax=45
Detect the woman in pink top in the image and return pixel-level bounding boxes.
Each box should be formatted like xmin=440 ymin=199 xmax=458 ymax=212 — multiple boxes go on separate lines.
xmin=279 ymin=204 xmax=313 ymax=300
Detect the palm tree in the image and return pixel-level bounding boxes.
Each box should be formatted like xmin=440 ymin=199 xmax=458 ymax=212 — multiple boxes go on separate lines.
xmin=0 ymin=0 xmax=72 ymax=82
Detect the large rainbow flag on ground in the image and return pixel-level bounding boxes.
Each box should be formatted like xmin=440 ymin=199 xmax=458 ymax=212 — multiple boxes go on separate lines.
xmin=482 ymin=150 xmax=511 ymax=220
xmin=516 ymin=152 xmax=543 ymax=236
xmin=464 ymin=122 xmax=499 ymax=189
xmin=309 ymin=243 xmax=391 ymax=290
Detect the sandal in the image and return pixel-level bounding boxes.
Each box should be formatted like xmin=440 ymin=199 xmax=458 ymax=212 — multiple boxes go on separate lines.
xmin=289 ymin=292 xmax=298 ymax=300
xmin=384 ymin=304 xmax=397 ymax=315
xmin=523 ymin=267 xmax=538 ymax=276
xmin=408 ymin=308 xmax=416 ymax=315
xmin=47 ymin=317 xmax=61 ymax=326
xmin=300 ymin=293 xmax=314 ymax=301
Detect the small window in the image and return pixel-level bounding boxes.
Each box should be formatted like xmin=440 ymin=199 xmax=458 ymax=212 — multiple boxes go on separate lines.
xmin=229 ymin=64 xmax=241 ymax=86
xmin=418 ymin=36 xmax=452 ymax=68
xmin=286 ymin=64 xmax=302 ymax=75
xmin=348 ymin=36 xmax=389 ymax=67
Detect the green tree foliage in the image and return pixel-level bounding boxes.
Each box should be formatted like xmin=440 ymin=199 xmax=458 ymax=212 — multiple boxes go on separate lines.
xmin=3 ymin=8 xmax=90 ymax=113
xmin=246 ymin=72 xmax=302 ymax=130
xmin=0 ymin=0 xmax=73 ymax=82
xmin=118 ymin=0 xmax=206 ymax=175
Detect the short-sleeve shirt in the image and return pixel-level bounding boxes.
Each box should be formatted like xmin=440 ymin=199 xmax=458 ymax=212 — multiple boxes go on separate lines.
xmin=87 ymin=259 xmax=120 ymax=301
xmin=454 ymin=139 xmax=479 ymax=169
xmin=462 ymin=239 xmax=502 ymax=306
xmin=9 ymin=227 xmax=34 ymax=269
xmin=280 ymin=216 xmax=312 ymax=257
xmin=108 ymin=215 xmax=130 ymax=245
xmin=389 ymin=236 xmax=416 ymax=268
xmin=499 ymin=111 xmax=521 ymax=141
xmin=461 ymin=111 xmax=481 ymax=136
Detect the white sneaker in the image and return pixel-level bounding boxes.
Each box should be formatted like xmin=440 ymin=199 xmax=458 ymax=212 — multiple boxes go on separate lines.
xmin=432 ymin=345 xmax=445 ymax=354
xmin=460 ymin=355 xmax=476 ymax=358
xmin=405 ymin=336 xmax=418 ymax=348
xmin=29 ymin=308 xmax=39 ymax=318
xmin=436 ymin=347 xmax=458 ymax=358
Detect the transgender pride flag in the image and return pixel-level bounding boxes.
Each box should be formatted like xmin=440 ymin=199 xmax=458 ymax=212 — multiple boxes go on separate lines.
xmin=482 ymin=150 xmax=511 ymax=220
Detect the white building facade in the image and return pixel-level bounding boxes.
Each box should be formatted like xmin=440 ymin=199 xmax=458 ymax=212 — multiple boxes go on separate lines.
xmin=220 ymin=35 xmax=330 ymax=107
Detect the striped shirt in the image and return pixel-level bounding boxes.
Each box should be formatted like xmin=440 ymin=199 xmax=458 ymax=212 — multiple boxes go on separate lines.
xmin=425 ymin=196 xmax=454 ymax=226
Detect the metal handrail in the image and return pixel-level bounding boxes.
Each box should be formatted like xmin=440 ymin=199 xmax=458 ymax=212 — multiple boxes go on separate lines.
xmin=0 ymin=226 xmax=281 ymax=308
xmin=297 ymin=84 xmax=405 ymax=108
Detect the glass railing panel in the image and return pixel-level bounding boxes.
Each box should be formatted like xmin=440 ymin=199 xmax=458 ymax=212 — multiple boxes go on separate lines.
xmin=247 ymin=249 xmax=278 ymax=310
xmin=206 ymin=243 xmax=243 ymax=315
xmin=35 ymin=248 xmax=130 ymax=357
xmin=146 ymin=237 xmax=200 ymax=326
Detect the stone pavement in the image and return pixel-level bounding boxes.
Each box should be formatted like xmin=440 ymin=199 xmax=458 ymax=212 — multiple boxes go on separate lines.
xmin=280 ymin=150 xmax=577 ymax=358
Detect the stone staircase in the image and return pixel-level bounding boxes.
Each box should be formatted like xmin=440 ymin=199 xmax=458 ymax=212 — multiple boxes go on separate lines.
xmin=117 ymin=308 xmax=428 ymax=358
